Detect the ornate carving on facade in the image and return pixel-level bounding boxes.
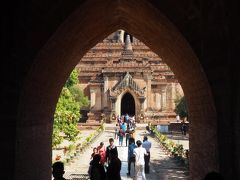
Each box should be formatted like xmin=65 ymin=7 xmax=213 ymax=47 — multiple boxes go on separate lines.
xmin=110 ymin=72 xmax=145 ymax=97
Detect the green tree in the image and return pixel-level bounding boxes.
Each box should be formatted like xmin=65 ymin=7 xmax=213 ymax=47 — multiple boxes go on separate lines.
xmin=65 ymin=69 xmax=79 ymax=88
xmin=174 ymin=96 xmax=188 ymax=120
xmin=52 ymin=68 xmax=89 ymax=147
xmin=69 ymin=84 xmax=89 ymax=107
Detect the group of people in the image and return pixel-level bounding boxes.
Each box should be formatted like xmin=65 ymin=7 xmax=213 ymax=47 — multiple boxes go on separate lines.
xmin=52 ymin=160 xmax=225 ymax=180
xmin=127 ymin=136 xmax=152 ymax=180
xmin=88 ymin=138 xmax=121 ymax=180
xmin=87 ymin=135 xmax=152 ymax=180
xmin=51 ymin=131 xmax=225 ymax=180
xmin=115 ymin=114 xmax=137 ymax=146
xmin=117 ymin=114 xmax=136 ymax=131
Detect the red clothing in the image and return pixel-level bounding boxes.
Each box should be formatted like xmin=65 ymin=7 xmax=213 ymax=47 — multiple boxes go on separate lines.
xmin=97 ymin=145 xmax=106 ymax=164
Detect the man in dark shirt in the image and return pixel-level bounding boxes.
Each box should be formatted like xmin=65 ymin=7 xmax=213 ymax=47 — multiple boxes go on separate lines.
xmin=127 ymin=137 xmax=137 ymax=176
xmin=89 ymin=154 xmax=106 ymax=180
xmin=107 ymin=150 xmax=121 ymax=180
xmin=106 ymin=138 xmax=118 ymax=164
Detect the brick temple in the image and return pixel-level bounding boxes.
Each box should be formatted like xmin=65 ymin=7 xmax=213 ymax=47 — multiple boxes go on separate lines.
xmin=77 ymin=30 xmax=183 ymax=123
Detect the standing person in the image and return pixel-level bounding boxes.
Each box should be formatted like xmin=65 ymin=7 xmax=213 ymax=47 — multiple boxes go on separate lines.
xmin=129 ymin=130 xmax=135 ymax=144
xmin=106 ymin=138 xmax=118 ymax=164
xmin=118 ymin=127 xmax=125 ymax=146
xmin=132 ymin=116 xmax=136 ymax=129
xmin=89 ymin=154 xmax=106 ymax=180
xmin=117 ymin=115 xmax=121 ymax=124
xmin=142 ymin=136 xmax=152 ymax=174
xmin=176 ymin=114 xmax=180 ymax=122
xmin=97 ymin=142 xmax=106 ymax=165
xmin=121 ymin=115 xmax=125 ymax=124
xmin=120 ymin=121 xmax=127 ymax=132
xmin=91 ymin=147 xmax=98 ymax=160
xmin=114 ymin=124 xmax=119 ymax=139
xmin=125 ymin=128 xmax=130 ymax=146
xmin=134 ymin=140 xmax=148 ymax=180
xmin=52 ymin=161 xmax=66 ymax=180
xmin=128 ymin=117 xmax=133 ymax=130
xmin=131 ymin=129 xmax=136 ymax=140
xmin=106 ymin=150 xmax=121 ymax=180
xmin=181 ymin=123 xmax=187 ymax=135
xmin=125 ymin=113 xmax=129 ymax=124
xmin=127 ymin=137 xmax=137 ymax=176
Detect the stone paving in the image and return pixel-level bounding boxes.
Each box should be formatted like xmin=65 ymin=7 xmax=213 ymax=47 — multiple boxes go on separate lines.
xmin=62 ymin=124 xmax=189 ymax=180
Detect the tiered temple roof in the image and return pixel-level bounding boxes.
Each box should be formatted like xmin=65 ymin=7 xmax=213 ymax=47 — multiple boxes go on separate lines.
xmin=77 ymin=31 xmax=177 ymax=85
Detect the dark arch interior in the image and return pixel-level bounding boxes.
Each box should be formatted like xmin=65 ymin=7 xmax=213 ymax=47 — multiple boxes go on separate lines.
xmin=121 ymin=93 xmax=135 ymax=116
xmin=11 ymin=0 xmax=231 ymax=179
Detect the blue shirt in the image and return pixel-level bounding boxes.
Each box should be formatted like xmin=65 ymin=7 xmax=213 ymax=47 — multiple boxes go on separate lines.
xmin=142 ymin=140 xmax=152 ymax=152
xmin=125 ymin=115 xmax=129 ymax=121
xmin=128 ymin=143 xmax=137 ymax=158
xmin=121 ymin=123 xmax=127 ymax=132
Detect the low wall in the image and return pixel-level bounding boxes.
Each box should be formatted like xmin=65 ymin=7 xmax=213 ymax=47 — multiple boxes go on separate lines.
xmin=169 ymin=122 xmax=189 ymax=132
xmin=77 ymin=123 xmax=101 ymax=130
xmin=150 ymin=121 xmax=189 ymax=133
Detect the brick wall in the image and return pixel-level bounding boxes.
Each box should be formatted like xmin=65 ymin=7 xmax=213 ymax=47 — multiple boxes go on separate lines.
xmin=3 ymin=0 xmax=240 ymax=179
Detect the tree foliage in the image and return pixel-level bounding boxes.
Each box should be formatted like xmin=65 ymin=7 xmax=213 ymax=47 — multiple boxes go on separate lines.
xmin=65 ymin=69 xmax=79 ymax=88
xmin=174 ymin=96 xmax=188 ymax=120
xmin=52 ymin=68 xmax=89 ymax=148
xmin=69 ymin=84 xmax=89 ymax=107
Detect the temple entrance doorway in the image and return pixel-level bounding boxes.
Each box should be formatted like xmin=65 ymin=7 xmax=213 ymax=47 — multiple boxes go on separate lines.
xmin=121 ymin=93 xmax=135 ymax=116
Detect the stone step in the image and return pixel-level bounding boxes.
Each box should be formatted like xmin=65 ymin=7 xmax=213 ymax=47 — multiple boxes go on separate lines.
xmin=104 ymin=123 xmax=148 ymax=130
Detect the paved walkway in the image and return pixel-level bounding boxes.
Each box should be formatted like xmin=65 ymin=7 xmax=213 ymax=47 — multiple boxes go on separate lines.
xmin=63 ymin=124 xmax=189 ymax=180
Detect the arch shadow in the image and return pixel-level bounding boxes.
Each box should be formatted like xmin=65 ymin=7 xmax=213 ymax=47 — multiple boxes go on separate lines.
xmin=17 ymin=0 xmax=218 ymax=179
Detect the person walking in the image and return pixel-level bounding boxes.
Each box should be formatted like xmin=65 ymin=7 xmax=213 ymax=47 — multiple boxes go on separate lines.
xmin=106 ymin=150 xmax=121 ymax=180
xmin=133 ymin=140 xmax=148 ymax=180
xmin=91 ymin=147 xmax=98 ymax=160
xmin=125 ymin=128 xmax=130 ymax=146
xmin=114 ymin=124 xmax=119 ymax=139
xmin=89 ymin=154 xmax=106 ymax=180
xmin=120 ymin=121 xmax=127 ymax=132
xmin=142 ymin=136 xmax=152 ymax=174
xmin=129 ymin=130 xmax=135 ymax=144
xmin=125 ymin=113 xmax=129 ymax=124
xmin=127 ymin=137 xmax=137 ymax=176
xmin=97 ymin=142 xmax=106 ymax=165
xmin=118 ymin=127 xmax=125 ymax=146
xmin=106 ymin=138 xmax=118 ymax=165
xmin=181 ymin=123 xmax=187 ymax=135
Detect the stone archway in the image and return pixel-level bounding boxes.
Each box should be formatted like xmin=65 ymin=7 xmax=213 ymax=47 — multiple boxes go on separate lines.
xmin=16 ymin=0 xmax=218 ymax=179
xmin=121 ymin=92 xmax=135 ymax=116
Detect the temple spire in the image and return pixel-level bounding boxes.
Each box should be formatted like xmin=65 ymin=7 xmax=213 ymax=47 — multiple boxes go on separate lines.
xmin=124 ymin=35 xmax=133 ymax=51
xmin=120 ymin=34 xmax=134 ymax=62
